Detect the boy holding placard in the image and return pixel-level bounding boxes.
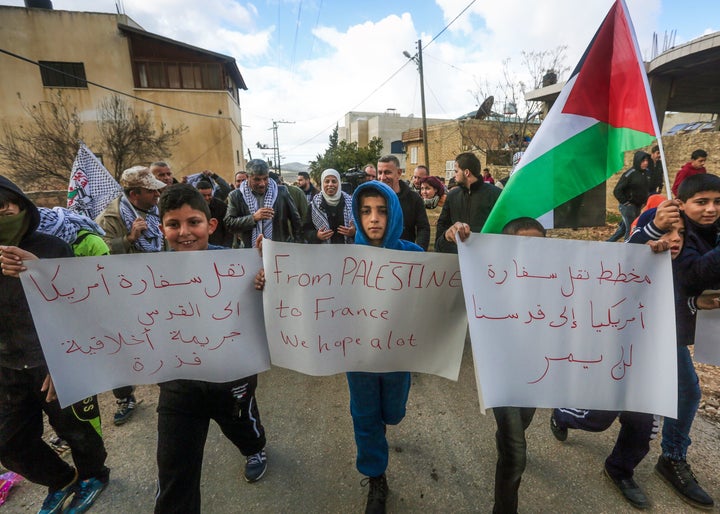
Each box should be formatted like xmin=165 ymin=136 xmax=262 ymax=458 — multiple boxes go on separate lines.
xmin=577 ymin=173 xmax=720 ymax=509
xmin=491 ymin=217 xmax=546 ymax=514
xmin=154 ymin=184 xmax=267 ymax=514
xmin=348 ymin=181 xmax=422 ymax=514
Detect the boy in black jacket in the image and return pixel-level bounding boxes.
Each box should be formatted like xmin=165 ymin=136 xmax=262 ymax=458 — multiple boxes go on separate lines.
xmin=627 ymin=173 xmax=720 ymax=510
xmin=608 ymin=151 xmax=652 ymax=242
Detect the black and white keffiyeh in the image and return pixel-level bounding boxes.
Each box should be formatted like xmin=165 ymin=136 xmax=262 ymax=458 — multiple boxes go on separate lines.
xmin=310 ymin=192 xmax=353 ymax=244
xmin=37 ymin=207 xmax=106 ymax=243
xmin=240 ymin=177 xmax=278 ymax=246
xmin=119 ymin=196 xmax=163 ymax=252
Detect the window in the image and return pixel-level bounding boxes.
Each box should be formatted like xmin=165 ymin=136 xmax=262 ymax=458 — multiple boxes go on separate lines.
xmin=134 ymin=60 xmax=225 ymax=90
xmin=39 ymin=61 xmax=87 ymax=88
xmin=410 ymin=147 xmax=418 ymax=165
xmin=445 ymin=160 xmax=455 ymax=181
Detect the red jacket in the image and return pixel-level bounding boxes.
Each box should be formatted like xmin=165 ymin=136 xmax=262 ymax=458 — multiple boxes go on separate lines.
xmin=671 ymin=161 xmax=707 ymax=197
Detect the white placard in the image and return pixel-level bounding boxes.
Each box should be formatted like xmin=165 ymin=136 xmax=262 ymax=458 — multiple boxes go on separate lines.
xmin=262 ymin=240 xmax=468 ymax=380
xmin=458 ymin=234 xmax=677 ymax=418
xmin=694 ymin=310 xmax=720 ymax=365
xmin=21 ymin=249 xmax=270 ymax=407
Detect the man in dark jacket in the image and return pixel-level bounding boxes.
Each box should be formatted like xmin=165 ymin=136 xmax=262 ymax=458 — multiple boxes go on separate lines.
xmin=435 ymin=152 xmax=501 ymax=253
xmin=377 ymin=155 xmax=430 ymax=250
xmin=0 ymin=175 xmax=110 ymax=514
xmin=607 ymin=151 xmax=652 ymax=242
xmin=225 ymin=159 xmax=303 ymax=248
xmin=196 ymin=180 xmax=234 ymax=247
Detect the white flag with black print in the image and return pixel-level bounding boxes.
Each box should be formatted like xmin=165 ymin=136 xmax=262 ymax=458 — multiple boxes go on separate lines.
xmin=67 ymin=143 xmax=123 ymax=220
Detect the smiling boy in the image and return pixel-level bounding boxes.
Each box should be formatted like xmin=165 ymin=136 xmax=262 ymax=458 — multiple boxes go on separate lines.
xmin=154 ymin=184 xmax=267 ymax=514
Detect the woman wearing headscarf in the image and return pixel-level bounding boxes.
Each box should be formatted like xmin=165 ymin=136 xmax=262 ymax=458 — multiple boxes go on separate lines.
xmin=419 ymin=175 xmax=447 ymax=210
xmin=304 ymin=169 xmax=355 ymax=244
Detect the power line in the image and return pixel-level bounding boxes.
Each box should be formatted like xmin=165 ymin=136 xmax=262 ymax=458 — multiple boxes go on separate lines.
xmin=285 ymin=0 xmax=479 ymax=154
xmin=290 ymin=0 xmax=304 ymax=73
xmin=0 ymin=47 xmax=240 ymax=131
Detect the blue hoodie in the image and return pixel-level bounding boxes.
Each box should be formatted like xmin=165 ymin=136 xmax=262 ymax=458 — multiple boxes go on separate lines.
xmin=351 ymin=181 xmax=422 ymax=252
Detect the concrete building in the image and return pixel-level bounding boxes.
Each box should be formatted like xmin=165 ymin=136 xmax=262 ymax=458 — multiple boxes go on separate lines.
xmin=0 ymin=5 xmax=247 ymax=186
xmin=339 ymin=110 xmax=448 ymax=170
xmin=403 ymin=117 xmax=540 ymax=183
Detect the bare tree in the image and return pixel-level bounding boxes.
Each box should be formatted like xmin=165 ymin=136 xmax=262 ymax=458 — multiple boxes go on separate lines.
xmin=96 ymin=95 xmax=188 ymax=180
xmin=0 ymin=91 xmax=82 ymax=188
xmin=462 ymin=46 xmax=570 ymax=165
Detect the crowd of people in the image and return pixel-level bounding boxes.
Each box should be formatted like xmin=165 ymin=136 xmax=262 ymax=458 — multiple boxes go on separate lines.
xmin=0 ymin=146 xmax=718 ymax=514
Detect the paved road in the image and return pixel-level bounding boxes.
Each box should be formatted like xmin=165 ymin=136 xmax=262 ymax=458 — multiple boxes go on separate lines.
xmin=8 ymin=340 xmax=720 ymax=513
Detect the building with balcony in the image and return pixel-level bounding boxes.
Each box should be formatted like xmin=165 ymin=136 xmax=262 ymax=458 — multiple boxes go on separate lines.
xmin=0 ymin=5 xmax=247 ymax=186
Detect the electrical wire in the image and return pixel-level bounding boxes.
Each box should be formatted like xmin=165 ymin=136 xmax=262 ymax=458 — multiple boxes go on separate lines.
xmin=0 ymin=47 xmax=237 ymax=124
xmin=285 ymin=0 xmax=478 ymax=154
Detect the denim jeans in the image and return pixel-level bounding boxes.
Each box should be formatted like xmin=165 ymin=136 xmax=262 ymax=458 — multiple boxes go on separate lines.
xmin=608 ymin=203 xmax=640 ymax=242
xmin=661 ymin=346 xmax=701 ymax=460
xmin=346 ymin=371 xmax=411 ymax=477
xmin=492 ymin=407 xmax=536 ymax=514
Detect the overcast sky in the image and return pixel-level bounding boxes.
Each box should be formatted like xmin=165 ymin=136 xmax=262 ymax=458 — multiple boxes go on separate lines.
xmin=2 ymin=0 xmax=718 ymax=166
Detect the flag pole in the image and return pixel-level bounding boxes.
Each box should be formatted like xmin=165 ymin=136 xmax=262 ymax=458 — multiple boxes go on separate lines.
xmin=618 ymin=0 xmax=672 ymax=199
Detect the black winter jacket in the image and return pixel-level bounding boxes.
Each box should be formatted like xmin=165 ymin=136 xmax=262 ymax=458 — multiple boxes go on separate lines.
xmin=0 ymin=176 xmax=73 ymax=369
xmin=396 ymin=180 xmax=430 ymax=250
xmin=224 ymin=185 xmax=303 ymax=248
xmin=434 ymin=179 xmax=501 ymax=253
xmin=613 ymin=151 xmax=652 ymax=207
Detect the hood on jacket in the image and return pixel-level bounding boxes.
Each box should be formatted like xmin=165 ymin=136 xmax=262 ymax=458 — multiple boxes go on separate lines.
xmin=0 ymin=175 xmax=40 ymax=235
xmin=351 ymin=181 xmax=404 ymax=248
xmin=632 ymin=151 xmax=651 ymax=172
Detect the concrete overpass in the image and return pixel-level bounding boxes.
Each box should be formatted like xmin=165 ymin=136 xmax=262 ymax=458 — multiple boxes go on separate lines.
xmin=525 ymin=31 xmax=720 ymax=130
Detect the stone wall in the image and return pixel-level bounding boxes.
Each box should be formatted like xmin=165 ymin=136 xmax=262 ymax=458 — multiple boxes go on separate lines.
xmin=606 ymin=131 xmax=720 ymax=212
xmin=25 ymin=190 xmax=67 ymax=208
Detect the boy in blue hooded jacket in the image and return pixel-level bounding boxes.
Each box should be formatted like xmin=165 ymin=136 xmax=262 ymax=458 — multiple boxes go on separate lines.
xmin=349 ymin=181 xmax=422 ymax=514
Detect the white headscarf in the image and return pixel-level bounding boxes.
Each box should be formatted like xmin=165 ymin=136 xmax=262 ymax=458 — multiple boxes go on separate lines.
xmin=321 ymin=169 xmax=342 ymax=207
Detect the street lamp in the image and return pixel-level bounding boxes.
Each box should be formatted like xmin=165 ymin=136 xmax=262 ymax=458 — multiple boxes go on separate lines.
xmin=403 ymin=40 xmax=429 ymax=169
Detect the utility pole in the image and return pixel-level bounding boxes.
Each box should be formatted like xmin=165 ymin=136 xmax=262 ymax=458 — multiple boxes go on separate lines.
xmin=268 ymin=120 xmax=295 ymax=177
xmin=404 ymin=40 xmax=429 ymax=168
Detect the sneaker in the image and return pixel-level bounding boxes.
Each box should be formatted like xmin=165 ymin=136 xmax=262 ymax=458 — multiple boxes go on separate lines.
xmin=655 ymin=455 xmax=714 ymax=510
xmin=362 ymin=474 xmax=388 ymax=514
xmin=604 ymin=467 xmax=649 ymax=510
xmin=550 ymin=413 xmax=568 ymax=442
xmin=113 ymin=394 xmax=136 ymax=426
xmin=244 ymin=450 xmax=267 ymax=482
xmin=65 ymin=477 xmax=108 ymax=514
xmin=38 ymin=469 xmax=77 ymax=514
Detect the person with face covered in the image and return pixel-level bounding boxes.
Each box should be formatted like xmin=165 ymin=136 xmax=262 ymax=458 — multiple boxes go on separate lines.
xmin=304 ymin=168 xmax=355 ymax=244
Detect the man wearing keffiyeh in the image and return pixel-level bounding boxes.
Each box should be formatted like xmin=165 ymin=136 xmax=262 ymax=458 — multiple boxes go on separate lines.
xmin=225 ymin=159 xmax=303 ymax=248
xmin=95 ymin=165 xmax=167 ymax=426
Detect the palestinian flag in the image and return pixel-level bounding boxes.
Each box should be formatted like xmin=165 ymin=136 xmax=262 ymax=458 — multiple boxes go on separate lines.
xmin=482 ymin=0 xmax=660 ymax=234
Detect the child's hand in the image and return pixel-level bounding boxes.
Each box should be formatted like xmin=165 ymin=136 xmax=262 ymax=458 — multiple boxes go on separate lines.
xmin=254 ymin=269 xmax=266 ymax=291
xmin=0 ymin=246 xmax=37 ymax=277
xmin=653 ymin=199 xmax=681 ymax=231
xmin=41 ymin=374 xmax=57 ymax=403
xmin=646 ymin=240 xmax=670 ymax=253
xmin=697 ymin=293 xmax=720 ymax=311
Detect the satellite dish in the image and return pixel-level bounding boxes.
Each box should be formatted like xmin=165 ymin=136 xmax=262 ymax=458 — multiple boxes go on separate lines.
xmin=475 ymin=96 xmax=494 ymax=119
